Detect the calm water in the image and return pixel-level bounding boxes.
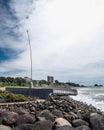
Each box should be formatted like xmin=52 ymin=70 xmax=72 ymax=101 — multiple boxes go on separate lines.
xmin=71 ymin=87 xmax=104 ymax=112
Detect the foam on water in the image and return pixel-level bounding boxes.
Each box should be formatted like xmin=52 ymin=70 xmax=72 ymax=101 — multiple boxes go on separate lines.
xmin=71 ymin=87 xmax=104 ymax=112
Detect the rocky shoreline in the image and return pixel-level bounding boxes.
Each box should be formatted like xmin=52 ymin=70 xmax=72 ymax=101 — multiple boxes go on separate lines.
xmin=0 ymin=95 xmax=104 ymax=130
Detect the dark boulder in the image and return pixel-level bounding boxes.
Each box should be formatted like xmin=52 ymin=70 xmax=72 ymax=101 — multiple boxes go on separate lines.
xmin=52 ymin=109 xmax=63 ymax=117
xmin=75 ymin=125 xmax=91 ymax=130
xmin=12 ymin=124 xmax=40 ymax=130
xmin=36 ymin=109 xmax=55 ymax=121
xmin=55 ymin=125 xmax=75 ymax=130
xmin=0 ymin=125 xmax=11 ymax=130
xmin=69 ymin=112 xmax=78 ymax=119
xmin=90 ymin=113 xmax=104 ymax=130
xmin=35 ymin=120 xmax=53 ymax=130
xmin=13 ymin=107 xmax=29 ymax=115
xmin=16 ymin=113 xmax=36 ymax=125
xmin=1 ymin=111 xmax=18 ymax=125
xmin=64 ymin=114 xmax=75 ymax=123
xmin=72 ymin=119 xmax=89 ymax=127
xmin=0 ymin=117 xmax=3 ymax=124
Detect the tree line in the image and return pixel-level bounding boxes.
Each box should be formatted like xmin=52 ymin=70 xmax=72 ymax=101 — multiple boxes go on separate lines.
xmin=0 ymin=77 xmax=27 ymax=87
xmin=0 ymin=76 xmax=83 ymax=87
xmin=33 ymin=79 xmax=82 ymax=87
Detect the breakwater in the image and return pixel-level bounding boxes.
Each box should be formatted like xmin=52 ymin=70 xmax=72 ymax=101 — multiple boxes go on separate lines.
xmin=0 ymin=95 xmax=103 ymax=130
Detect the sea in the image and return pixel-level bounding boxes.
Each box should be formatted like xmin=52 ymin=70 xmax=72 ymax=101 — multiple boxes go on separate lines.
xmin=71 ymin=86 xmax=104 ymax=112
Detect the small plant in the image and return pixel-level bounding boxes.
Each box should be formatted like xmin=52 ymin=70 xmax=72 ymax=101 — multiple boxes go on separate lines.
xmin=0 ymin=90 xmax=33 ymax=102
xmin=7 ymin=93 xmax=31 ymax=102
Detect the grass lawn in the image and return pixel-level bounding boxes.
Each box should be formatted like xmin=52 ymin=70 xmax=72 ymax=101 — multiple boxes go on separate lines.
xmin=5 ymin=86 xmax=29 ymax=88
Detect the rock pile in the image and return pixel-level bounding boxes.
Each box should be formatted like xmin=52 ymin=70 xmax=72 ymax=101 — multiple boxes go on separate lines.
xmin=0 ymin=95 xmax=103 ymax=130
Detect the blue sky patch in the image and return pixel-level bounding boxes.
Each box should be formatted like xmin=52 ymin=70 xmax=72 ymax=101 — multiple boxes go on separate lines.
xmin=0 ymin=0 xmax=20 ymax=42
xmin=0 ymin=48 xmax=19 ymax=62
xmin=0 ymin=69 xmax=26 ymax=76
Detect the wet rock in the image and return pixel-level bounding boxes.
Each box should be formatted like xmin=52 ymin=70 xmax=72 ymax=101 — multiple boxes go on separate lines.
xmin=54 ymin=117 xmax=72 ymax=128
xmin=72 ymin=119 xmax=89 ymax=127
xmin=36 ymin=109 xmax=55 ymax=121
xmin=16 ymin=113 xmax=36 ymax=125
xmin=90 ymin=113 xmax=104 ymax=130
xmin=0 ymin=125 xmax=11 ymax=130
xmin=1 ymin=111 xmax=18 ymax=125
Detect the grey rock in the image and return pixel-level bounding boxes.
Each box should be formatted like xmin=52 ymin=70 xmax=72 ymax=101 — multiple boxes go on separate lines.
xmin=36 ymin=109 xmax=55 ymax=121
xmin=69 ymin=112 xmax=78 ymax=119
xmin=35 ymin=120 xmax=53 ymax=130
xmin=1 ymin=111 xmax=18 ymax=125
xmin=90 ymin=113 xmax=104 ymax=130
xmin=55 ymin=125 xmax=75 ymax=130
xmin=12 ymin=124 xmax=40 ymax=130
xmin=16 ymin=113 xmax=36 ymax=125
xmin=55 ymin=117 xmax=72 ymax=128
xmin=64 ymin=114 xmax=75 ymax=123
xmin=52 ymin=109 xmax=63 ymax=117
xmin=0 ymin=117 xmax=3 ymax=124
xmin=75 ymin=125 xmax=91 ymax=130
xmin=13 ymin=107 xmax=29 ymax=115
xmin=72 ymin=119 xmax=89 ymax=127
xmin=37 ymin=116 xmax=46 ymax=121
xmin=0 ymin=125 xmax=11 ymax=130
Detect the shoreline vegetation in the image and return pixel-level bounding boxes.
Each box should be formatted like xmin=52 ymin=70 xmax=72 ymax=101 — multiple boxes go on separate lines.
xmin=0 ymin=90 xmax=33 ymax=103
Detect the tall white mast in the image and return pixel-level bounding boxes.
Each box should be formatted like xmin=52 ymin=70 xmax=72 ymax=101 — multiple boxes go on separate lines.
xmin=26 ymin=30 xmax=33 ymax=88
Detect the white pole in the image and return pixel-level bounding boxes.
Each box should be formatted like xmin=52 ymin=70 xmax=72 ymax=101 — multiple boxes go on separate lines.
xmin=26 ymin=30 xmax=33 ymax=88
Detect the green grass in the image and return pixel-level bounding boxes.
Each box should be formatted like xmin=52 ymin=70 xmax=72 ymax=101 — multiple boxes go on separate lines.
xmin=0 ymin=90 xmax=33 ymax=102
xmin=5 ymin=86 xmax=28 ymax=88
xmin=0 ymin=81 xmax=28 ymax=88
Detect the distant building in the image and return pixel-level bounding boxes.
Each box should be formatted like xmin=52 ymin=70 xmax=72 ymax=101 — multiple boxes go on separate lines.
xmin=47 ymin=76 xmax=54 ymax=83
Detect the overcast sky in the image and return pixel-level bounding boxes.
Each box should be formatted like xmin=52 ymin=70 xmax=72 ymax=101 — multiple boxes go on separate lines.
xmin=0 ymin=0 xmax=104 ymax=85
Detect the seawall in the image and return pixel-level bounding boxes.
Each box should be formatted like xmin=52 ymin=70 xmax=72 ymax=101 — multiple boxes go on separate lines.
xmin=6 ymin=88 xmax=53 ymax=99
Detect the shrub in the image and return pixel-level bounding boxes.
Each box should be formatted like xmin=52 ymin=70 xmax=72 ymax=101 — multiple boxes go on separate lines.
xmin=0 ymin=90 xmax=32 ymax=102
xmin=7 ymin=93 xmax=31 ymax=102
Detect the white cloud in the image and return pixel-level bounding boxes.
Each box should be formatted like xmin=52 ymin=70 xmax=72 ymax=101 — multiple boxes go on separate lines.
xmin=1 ymin=0 xmax=104 ymax=85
